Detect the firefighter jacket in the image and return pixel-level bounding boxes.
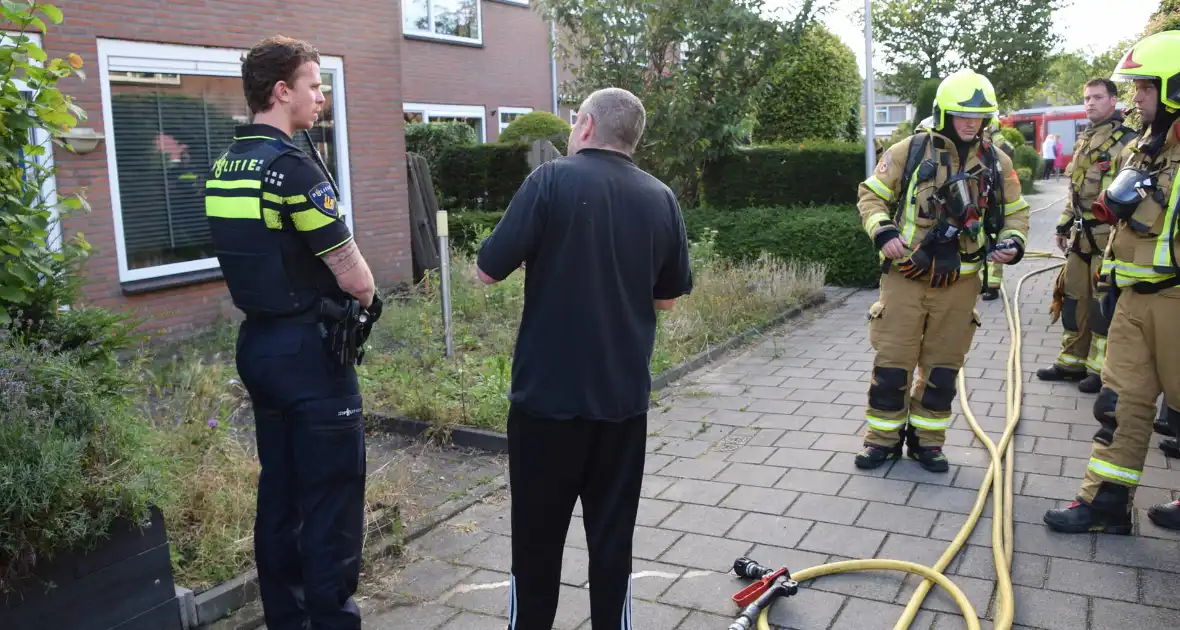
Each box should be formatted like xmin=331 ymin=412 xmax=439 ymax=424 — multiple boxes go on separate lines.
xmin=1101 ymin=123 xmax=1180 ymax=294
xmin=1056 ymin=116 xmax=1138 ymax=253
xmin=859 ymin=131 xmax=1031 ymax=277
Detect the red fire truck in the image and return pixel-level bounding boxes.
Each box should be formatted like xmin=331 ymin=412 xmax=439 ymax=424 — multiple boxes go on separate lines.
xmin=998 ymin=104 xmax=1100 ymax=170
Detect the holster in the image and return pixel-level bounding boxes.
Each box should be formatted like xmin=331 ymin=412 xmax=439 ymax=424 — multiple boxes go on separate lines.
xmin=318 ymin=298 xmax=361 ymax=367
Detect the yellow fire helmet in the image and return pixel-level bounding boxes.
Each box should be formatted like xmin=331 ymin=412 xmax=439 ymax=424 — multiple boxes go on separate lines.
xmin=1111 ymin=30 xmax=1180 ymax=112
xmin=931 ymin=69 xmax=999 ymax=130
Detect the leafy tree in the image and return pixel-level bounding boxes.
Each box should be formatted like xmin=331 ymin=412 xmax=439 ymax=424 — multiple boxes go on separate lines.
xmin=1021 ymin=43 xmax=1135 ymax=108
xmin=870 ymin=0 xmax=1061 ymax=105
xmin=1 ymin=1 xmax=91 ymax=327
xmin=1146 ymin=0 xmax=1180 ymax=34
xmin=911 ymin=78 xmax=939 ymax=127
xmin=752 ymin=24 xmax=861 ymax=143
xmin=539 ymin=0 xmax=784 ymax=204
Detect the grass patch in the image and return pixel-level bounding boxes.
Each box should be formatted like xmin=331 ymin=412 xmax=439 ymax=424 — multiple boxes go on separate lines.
xmin=359 ymin=233 xmax=826 ymax=432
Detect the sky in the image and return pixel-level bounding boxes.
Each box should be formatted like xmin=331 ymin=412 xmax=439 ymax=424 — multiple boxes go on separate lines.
xmin=762 ymin=0 xmax=1161 ymax=79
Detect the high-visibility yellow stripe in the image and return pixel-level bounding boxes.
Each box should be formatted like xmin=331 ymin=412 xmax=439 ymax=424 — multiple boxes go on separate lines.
xmin=863 ymin=211 xmax=892 ymax=236
xmin=1103 ymin=260 xmax=1175 ymax=286
xmin=866 ymin=415 xmax=905 ymax=431
xmin=1003 ymin=198 xmax=1029 ymax=215
xmin=1153 ymin=174 xmax=1179 ymax=269
xmin=901 ymin=166 xmax=921 ymax=248
xmin=206 ymin=179 xmax=261 ymax=190
xmin=205 ymin=197 xmax=260 ymax=219
xmin=261 ymin=192 xmax=308 ymax=205
xmin=864 ymin=176 xmax=894 ymax=202
xmin=1087 ymin=457 xmax=1140 ymax=484
xmin=1055 ymin=353 xmax=1085 ymax=367
xmin=1086 ymin=336 xmax=1106 ymax=373
xmin=909 ymin=414 xmax=949 ymax=430
xmin=291 ymin=208 xmax=335 ymax=232
xmin=263 ymin=208 xmax=283 ymax=230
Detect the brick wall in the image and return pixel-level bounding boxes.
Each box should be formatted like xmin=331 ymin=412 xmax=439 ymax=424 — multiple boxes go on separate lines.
xmin=39 ymin=0 xmax=411 ymax=340
xmin=401 ymin=0 xmax=557 ymax=140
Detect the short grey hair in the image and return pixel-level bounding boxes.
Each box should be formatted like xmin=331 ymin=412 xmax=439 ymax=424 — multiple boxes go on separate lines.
xmin=579 ymin=87 xmax=646 ymax=152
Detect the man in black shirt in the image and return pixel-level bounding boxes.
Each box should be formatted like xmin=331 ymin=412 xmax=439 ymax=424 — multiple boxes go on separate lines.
xmin=476 ymin=87 xmax=693 ymax=630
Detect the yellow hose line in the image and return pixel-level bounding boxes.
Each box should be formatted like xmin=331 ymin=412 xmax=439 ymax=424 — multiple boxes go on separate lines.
xmin=755 ymin=247 xmax=1065 ymax=630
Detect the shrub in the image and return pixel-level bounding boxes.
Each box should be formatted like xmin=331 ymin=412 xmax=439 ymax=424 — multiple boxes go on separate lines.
xmin=701 ymin=142 xmax=866 ymax=208
xmin=448 ymin=206 xmax=880 ymax=288
xmin=404 ymin=121 xmax=478 ymax=174
xmin=1 ymin=6 xmax=92 ymax=327
xmin=682 ymin=206 xmax=879 ymax=288
xmin=0 ymin=332 xmax=163 ymax=593
xmin=999 ymin=127 xmax=1026 ymax=147
xmin=1012 ymin=144 xmax=1044 ymax=181
xmin=498 ymin=111 xmax=570 ymax=155
xmin=752 ymin=25 xmax=862 ymax=143
xmin=435 ymin=143 xmax=531 ymax=212
xmin=911 ymin=78 xmax=940 ymax=127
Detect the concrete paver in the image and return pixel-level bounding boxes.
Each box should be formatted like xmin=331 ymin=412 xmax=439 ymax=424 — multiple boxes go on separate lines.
xmin=368 ymin=178 xmax=1180 ymax=628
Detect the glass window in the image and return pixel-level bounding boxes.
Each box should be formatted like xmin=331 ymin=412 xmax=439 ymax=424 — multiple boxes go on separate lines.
xmin=403 ymin=103 xmax=486 ymax=143
xmin=498 ymin=107 xmax=533 ymax=134
xmin=403 ymin=0 xmax=481 ymax=43
xmin=98 ymin=40 xmax=352 ymax=283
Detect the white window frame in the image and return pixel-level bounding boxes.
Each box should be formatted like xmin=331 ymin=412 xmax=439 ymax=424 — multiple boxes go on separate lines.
xmin=404 ymin=103 xmax=487 ymax=143
xmin=497 ymin=106 xmax=533 ymax=135
xmin=402 ymin=0 xmax=483 ymax=46
xmin=95 ymin=38 xmax=354 ymax=284
xmin=4 ymin=30 xmax=62 ymax=253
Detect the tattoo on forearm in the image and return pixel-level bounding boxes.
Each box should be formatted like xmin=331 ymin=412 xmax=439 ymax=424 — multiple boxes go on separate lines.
xmin=323 ymin=241 xmax=361 ymax=275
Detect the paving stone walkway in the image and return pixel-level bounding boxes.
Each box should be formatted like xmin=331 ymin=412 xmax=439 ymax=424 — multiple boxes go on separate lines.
xmin=368 ymin=177 xmax=1180 ymax=629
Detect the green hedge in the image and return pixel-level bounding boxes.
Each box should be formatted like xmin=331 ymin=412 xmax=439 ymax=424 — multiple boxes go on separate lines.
xmin=701 ymin=142 xmax=866 ymax=208
xmin=404 ymin=122 xmax=477 ymax=175
xmin=499 ymin=111 xmax=570 ymax=155
xmin=449 ymin=205 xmax=879 ymax=288
xmin=435 ymin=143 xmax=531 ymax=212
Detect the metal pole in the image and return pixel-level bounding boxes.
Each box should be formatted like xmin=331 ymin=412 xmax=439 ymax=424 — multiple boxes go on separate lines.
xmin=550 ymin=21 xmax=559 ymax=114
xmin=863 ymin=0 xmax=877 ymax=177
xmin=436 ymin=210 xmax=455 ymax=358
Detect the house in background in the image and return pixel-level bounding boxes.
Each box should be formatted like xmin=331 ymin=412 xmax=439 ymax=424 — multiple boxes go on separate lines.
xmin=400 ymin=0 xmax=561 ymax=142
xmin=867 ymin=88 xmax=915 ymax=139
xmin=6 ymin=0 xmax=563 ymax=340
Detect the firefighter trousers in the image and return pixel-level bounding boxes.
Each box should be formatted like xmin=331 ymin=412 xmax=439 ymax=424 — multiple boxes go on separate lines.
xmin=1079 ymin=289 xmax=1180 ymax=503
xmin=863 ymin=269 xmax=983 ymax=449
xmin=1054 ymin=249 xmax=1109 ymax=375
xmin=985 ymin=260 xmax=1003 ymax=290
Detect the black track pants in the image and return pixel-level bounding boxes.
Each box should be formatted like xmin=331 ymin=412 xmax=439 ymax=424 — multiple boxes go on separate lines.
xmin=505 ymin=405 xmax=647 ymax=630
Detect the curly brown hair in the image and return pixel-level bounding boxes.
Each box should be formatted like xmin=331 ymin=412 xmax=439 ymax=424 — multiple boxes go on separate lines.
xmin=240 ymin=35 xmax=321 ymax=114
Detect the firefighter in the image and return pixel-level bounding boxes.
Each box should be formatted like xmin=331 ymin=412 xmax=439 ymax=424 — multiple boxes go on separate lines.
xmin=1036 ymin=79 xmax=1138 ymax=396
xmin=981 ymin=116 xmax=1014 ymax=301
xmin=855 ymin=69 xmax=1030 ymax=473
xmin=1044 ymin=30 xmax=1180 ymax=533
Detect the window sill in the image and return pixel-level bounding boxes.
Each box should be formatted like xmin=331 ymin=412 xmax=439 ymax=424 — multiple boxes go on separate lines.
xmin=121 ymin=267 xmax=224 ymax=296
xmin=404 ymin=32 xmax=483 ymax=48
xmin=488 ymin=0 xmax=529 ymax=6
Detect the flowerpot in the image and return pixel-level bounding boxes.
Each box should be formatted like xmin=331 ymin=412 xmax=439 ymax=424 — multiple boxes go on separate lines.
xmin=0 ymin=504 xmax=184 ymax=630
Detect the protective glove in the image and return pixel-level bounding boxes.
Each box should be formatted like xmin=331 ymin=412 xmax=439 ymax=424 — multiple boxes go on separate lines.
xmin=898 ymin=247 xmax=933 ymax=281
xmin=929 ymin=245 xmax=961 ymax=288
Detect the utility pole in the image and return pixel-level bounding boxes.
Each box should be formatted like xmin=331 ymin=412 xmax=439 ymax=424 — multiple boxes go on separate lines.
xmin=863 ymin=0 xmax=877 ymax=177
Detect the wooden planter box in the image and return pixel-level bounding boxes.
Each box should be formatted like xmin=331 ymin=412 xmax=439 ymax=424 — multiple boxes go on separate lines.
xmin=0 ymin=504 xmax=183 ymax=630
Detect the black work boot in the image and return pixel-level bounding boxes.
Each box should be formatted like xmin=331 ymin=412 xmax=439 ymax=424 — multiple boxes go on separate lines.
xmin=982 ymin=287 xmax=999 ymax=301
xmin=1148 ymin=500 xmax=1180 ymax=530
xmin=855 ymin=442 xmax=902 ymax=469
xmin=903 ymin=425 xmax=950 ymax=473
xmin=1043 ymin=483 xmax=1133 ymax=535
xmin=1078 ymin=373 xmax=1102 ymax=394
xmin=1161 ymin=439 xmax=1179 ymax=458
xmin=1036 ymin=365 xmax=1087 ymax=382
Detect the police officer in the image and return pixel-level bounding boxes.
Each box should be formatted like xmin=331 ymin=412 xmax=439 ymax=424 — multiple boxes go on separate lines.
xmin=855 ymin=70 xmax=1030 ymax=472
xmin=1036 ymin=79 xmax=1137 ymax=396
xmin=203 ymin=36 xmax=381 ymax=629
xmin=1044 ymin=30 xmax=1180 ymax=533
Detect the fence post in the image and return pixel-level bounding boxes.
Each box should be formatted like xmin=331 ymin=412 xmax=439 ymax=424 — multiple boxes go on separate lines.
xmin=436 ymin=210 xmax=455 ymax=358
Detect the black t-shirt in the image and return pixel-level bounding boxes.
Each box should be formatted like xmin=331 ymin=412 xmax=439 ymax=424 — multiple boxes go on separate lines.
xmin=476 ymin=148 xmax=694 ymax=421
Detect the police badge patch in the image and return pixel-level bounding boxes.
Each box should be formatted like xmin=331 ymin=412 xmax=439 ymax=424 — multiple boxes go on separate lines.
xmin=308 ymin=181 xmax=338 ymax=217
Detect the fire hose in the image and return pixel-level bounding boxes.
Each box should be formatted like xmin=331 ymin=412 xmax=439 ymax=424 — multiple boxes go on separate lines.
xmin=729 ymin=201 xmax=1068 ymax=630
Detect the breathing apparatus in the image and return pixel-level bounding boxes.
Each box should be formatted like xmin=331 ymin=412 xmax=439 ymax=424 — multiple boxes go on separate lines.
xmin=1092 ymin=166 xmax=1159 ymax=225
